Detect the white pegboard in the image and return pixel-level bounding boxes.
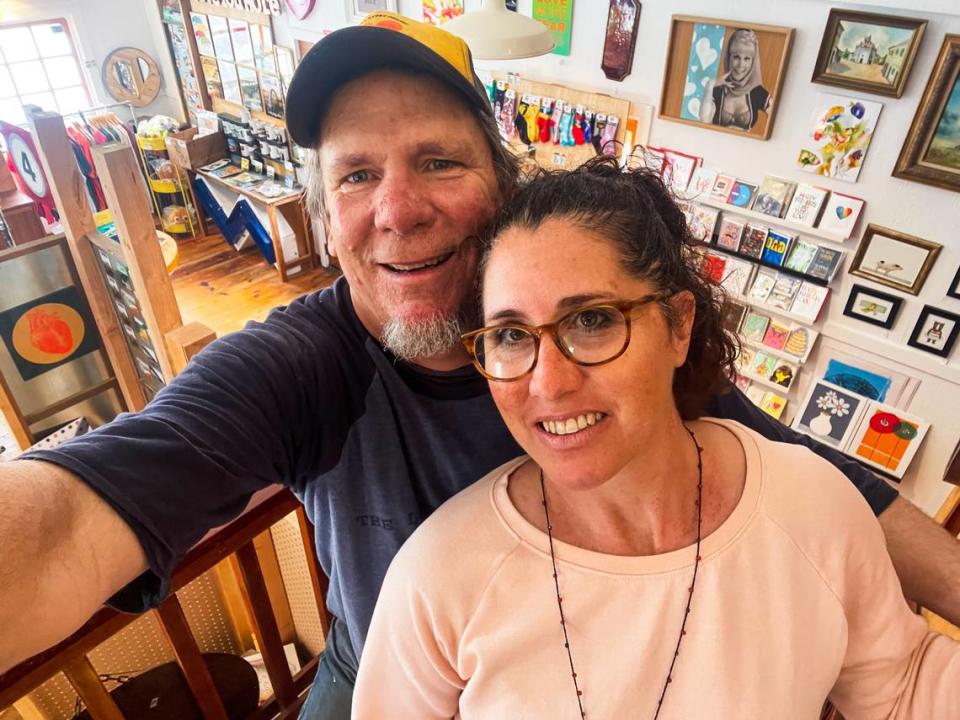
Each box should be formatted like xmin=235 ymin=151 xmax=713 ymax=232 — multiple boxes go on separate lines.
xmin=270 ymin=514 xmax=325 ymax=658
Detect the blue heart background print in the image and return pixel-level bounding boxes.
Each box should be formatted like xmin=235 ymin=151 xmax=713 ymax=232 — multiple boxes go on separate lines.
xmin=680 ymin=23 xmax=726 ymax=121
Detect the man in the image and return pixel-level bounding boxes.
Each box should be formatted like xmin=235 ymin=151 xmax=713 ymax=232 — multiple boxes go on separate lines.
xmin=0 ymin=12 xmax=957 ymax=719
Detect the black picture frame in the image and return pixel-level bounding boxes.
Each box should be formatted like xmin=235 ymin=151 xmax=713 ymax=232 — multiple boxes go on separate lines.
xmin=842 ymin=283 xmax=903 ymax=329
xmin=907 ymin=305 xmax=960 ymax=358
xmin=949 ymin=265 xmax=960 ymax=300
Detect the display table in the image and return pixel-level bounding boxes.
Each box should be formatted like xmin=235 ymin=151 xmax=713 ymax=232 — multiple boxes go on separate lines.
xmin=195 ymin=169 xmax=316 ymax=281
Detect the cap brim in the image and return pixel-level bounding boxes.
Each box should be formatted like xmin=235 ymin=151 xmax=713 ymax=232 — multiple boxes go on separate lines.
xmin=285 ymin=26 xmax=490 ymax=147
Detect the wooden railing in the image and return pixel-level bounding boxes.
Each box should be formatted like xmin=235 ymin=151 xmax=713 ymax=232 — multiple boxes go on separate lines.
xmin=0 ymin=488 xmax=331 ymax=719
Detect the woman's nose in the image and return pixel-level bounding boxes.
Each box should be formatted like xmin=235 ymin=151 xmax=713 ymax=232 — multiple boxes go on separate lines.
xmin=528 ymin=334 xmax=583 ymax=401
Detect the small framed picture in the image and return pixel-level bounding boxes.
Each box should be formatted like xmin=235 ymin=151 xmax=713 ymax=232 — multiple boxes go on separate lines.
xmin=792 ymin=379 xmax=866 ymax=449
xmin=949 ymin=265 xmax=960 ymax=300
xmin=346 ymin=0 xmax=397 ymax=22
xmin=811 ymin=9 xmax=926 ymax=99
xmin=849 ymin=224 xmax=941 ymax=295
xmin=843 ymin=284 xmax=903 ymax=330
xmin=907 ymin=305 xmax=960 ymax=358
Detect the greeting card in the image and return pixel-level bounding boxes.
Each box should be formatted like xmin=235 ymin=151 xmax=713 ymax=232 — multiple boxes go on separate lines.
xmin=785 ymin=184 xmax=829 ymax=227
xmin=716 ymin=218 xmax=745 ymax=251
xmin=753 ymin=176 xmax=796 ymax=218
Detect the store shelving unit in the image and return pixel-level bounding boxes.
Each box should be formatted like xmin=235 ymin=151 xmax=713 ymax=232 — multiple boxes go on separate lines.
xmin=136 ymin=133 xmax=201 ymax=238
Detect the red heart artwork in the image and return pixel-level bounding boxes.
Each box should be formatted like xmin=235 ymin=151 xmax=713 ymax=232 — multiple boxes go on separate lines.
xmin=284 ymin=0 xmax=316 ymax=20
xmin=27 ymin=306 xmax=74 ymax=354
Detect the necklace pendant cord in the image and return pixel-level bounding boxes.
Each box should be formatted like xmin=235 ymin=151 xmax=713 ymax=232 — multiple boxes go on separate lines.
xmin=540 ymin=424 xmax=705 ymax=720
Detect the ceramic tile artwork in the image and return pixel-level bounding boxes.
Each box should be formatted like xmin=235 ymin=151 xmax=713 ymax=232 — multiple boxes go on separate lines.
xmin=797 ymin=94 xmax=883 ymax=182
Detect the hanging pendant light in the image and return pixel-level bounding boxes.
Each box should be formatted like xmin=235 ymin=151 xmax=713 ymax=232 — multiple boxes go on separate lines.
xmin=443 ymin=0 xmax=555 ymax=60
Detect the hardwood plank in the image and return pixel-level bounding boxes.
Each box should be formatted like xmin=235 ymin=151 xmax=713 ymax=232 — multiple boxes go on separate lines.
xmin=21 ymin=378 xmax=118 ymax=425
xmin=63 ymin=657 xmax=123 ymax=720
xmin=235 ymin=540 xmax=296 ymax=707
xmin=155 ymin=595 xmax=229 ymax=720
xmin=92 ymin=144 xmax=183 ymax=382
xmin=30 ymin=113 xmax=146 ymax=411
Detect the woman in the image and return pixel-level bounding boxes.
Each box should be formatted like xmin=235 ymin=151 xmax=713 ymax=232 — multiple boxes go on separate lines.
xmin=353 ymin=159 xmax=959 ymax=718
xmin=699 ymin=28 xmax=770 ymax=131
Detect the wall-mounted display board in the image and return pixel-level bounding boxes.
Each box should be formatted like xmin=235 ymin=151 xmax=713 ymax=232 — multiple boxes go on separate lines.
xmin=158 ymin=0 xmax=209 ymax=124
xmin=0 ymin=236 xmax=125 ymax=450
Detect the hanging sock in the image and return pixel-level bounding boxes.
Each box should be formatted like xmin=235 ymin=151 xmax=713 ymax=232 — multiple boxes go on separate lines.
xmin=559 ymin=103 xmax=575 ymax=147
xmin=600 ymin=115 xmax=620 ymax=157
xmin=584 ymin=110 xmax=594 ymax=144
xmin=515 ymin=95 xmax=533 ymax=145
xmin=501 ymin=89 xmax=517 ymax=141
xmin=522 ymin=96 xmax=541 ymax=143
xmin=551 ymin=102 xmax=563 ymax=144
xmin=592 ymin=113 xmax=607 ymax=153
xmin=537 ymin=99 xmax=553 ymax=144
xmin=572 ymin=105 xmax=586 ymax=145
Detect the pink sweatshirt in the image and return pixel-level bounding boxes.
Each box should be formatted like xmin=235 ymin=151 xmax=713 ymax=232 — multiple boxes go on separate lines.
xmin=354 ymin=419 xmax=960 ymax=718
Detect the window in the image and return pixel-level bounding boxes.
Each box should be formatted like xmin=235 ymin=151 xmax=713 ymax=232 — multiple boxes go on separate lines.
xmin=0 ymin=19 xmax=91 ymax=127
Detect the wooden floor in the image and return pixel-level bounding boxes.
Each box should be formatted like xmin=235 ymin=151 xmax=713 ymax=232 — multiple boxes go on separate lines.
xmin=170 ymin=233 xmax=340 ymax=337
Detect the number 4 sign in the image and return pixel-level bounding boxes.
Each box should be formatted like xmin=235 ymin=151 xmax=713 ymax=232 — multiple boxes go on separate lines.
xmin=0 ymin=120 xmax=56 ymax=221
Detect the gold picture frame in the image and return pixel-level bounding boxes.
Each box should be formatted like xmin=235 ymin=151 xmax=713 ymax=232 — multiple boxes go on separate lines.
xmin=658 ymin=15 xmax=794 ymax=141
xmin=811 ymin=9 xmax=926 ymax=99
xmin=848 ymin=224 xmax=942 ymax=296
xmin=893 ymin=34 xmax=960 ymax=194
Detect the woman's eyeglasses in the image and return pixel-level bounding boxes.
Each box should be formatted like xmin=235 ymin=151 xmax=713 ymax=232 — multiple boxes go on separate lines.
xmin=461 ymin=293 xmax=671 ymax=382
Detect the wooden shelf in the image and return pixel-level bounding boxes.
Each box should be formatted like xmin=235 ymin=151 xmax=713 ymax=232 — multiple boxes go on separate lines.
xmin=696 ymin=197 xmax=851 ymax=245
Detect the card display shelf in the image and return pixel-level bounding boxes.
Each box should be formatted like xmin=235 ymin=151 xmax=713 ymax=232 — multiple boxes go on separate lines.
xmin=736 ymin=295 xmax=822 ymax=328
xmin=696 ymin=197 xmax=850 ymax=245
xmin=741 ymin=337 xmax=815 ymax=366
xmin=736 ymin=369 xmax=794 ymax=394
xmin=708 ymin=244 xmax=837 ymax=287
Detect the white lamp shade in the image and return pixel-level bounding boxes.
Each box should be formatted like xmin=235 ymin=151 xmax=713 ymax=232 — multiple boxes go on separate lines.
xmin=443 ymin=0 xmax=555 ymax=60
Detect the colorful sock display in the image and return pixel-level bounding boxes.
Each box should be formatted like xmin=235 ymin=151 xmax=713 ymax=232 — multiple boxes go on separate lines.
xmin=600 ymin=114 xmax=619 ymax=157
xmin=584 ymin=110 xmax=594 ymax=144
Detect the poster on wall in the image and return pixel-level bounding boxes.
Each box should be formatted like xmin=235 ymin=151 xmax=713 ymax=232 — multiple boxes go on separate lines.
xmin=209 ymin=15 xmax=234 ymax=61
xmin=201 ymin=56 xmax=223 ymax=100
xmin=218 ymin=59 xmax=242 ymax=105
xmin=797 ymin=94 xmax=882 ymax=182
xmin=422 ymin=0 xmax=463 ymax=26
xmin=190 ymin=12 xmax=215 ymax=57
xmin=229 ymin=19 xmax=256 ymax=66
xmin=260 ymin=73 xmax=284 ymax=119
xmin=237 ymin=66 xmax=263 ymax=112
xmin=0 ymin=287 xmax=100 ymax=382
xmin=532 ymin=0 xmax=573 ymax=56
xmin=251 ymin=24 xmax=276 ymax=74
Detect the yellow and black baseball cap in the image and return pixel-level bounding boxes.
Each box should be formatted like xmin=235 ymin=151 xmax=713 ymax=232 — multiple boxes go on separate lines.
xmin=285 ymin=12 xmax=493 ymax=147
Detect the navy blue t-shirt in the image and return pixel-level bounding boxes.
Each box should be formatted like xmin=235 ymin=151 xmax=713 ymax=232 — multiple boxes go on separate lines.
xmin=25 ymin=277 xmax=896 ymax=681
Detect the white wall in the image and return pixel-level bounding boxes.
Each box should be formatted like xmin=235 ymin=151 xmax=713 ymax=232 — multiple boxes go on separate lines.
xmin=0 ymin=0 xmax=182 ymax=119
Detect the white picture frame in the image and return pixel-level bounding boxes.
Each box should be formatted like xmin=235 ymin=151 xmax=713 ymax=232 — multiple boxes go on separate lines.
xmin=346 ymin=0 xmax=398 ymax=23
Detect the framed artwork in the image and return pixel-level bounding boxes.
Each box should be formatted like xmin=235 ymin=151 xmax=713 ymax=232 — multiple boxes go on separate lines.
xmin=843 ymin=283 xmax=903 ymax=330
xmin=811 ymin=10 xmax=926 ymax=98
xmin=824 ymin=359 xmax=891 ymax=401
xmin=217 ymin=59 xmax=242 ymax=105
xmin=797 ymin=94 xmax=882 ymax=182
xmin=793 ymin=380 xmax=867 ymax=449
xmin=948 ymin=265 xmax=960 ymax=300
xmin=347 ymin=0 xmax=397 ymax=22
xmin=260 ymin=73 xmax=284 ymax=119
xmin=907 ymin=305 xmax=960 ymax=358
xmin=849 ymin=224 xmax=941 ymax=295
xmin=602 ymin=0 xmax=642 ymax=81
xmin=0 ymin=286 xmax=100 ymax=381
xmin=275 ymin=46 xmax=296 ymax=94
xmin=423 ymin=0 xmax=463 ymax=26
xmin=659 ymin=16 xmax=794 ymax=141
xmin=893 ymin=35 xmax=960 ymax=194
xmin=237 ymin=65 xmax=263 ymax=112
xmin=847 ymin=401 xmax=928 ymax=480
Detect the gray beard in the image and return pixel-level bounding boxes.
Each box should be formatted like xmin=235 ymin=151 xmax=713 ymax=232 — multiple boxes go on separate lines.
xmin=380 ymin=312 xmax=465 ymax=362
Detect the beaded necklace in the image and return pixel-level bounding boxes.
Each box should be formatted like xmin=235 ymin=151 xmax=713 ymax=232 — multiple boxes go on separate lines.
xmin=540 ymin=426 xmax=704 ymax=719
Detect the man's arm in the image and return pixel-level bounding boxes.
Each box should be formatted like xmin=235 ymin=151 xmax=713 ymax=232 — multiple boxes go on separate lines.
xmin=0 ymin=461 xmax=147 ymax=673
xmin=710 ymin=385 xmax=960 ymax=625
xmin=880 ymin=496 xmax=960 ymax=626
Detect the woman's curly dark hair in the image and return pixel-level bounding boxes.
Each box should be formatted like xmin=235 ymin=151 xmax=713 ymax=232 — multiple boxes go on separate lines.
xmin=482 ymin=155 xmax=738 ymax=420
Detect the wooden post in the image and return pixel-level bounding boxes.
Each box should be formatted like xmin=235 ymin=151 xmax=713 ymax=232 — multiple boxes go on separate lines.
xmin=253 ymin=532 xmax=297 ymax=645
xmin=235 ymin=540 xmax=296 ymax=707
xmin=165 ymin=321 xmax=217 ymax=375
xmin=296 ymin=505 xmax=332 ymax=638
xmin=29 ymin=113 xmax=146 ymax=411
xmin=63 ymin=656 xmax=124 ymax=720
xmin=92 ymin=144 xmax=183 ymax=382
xmin=155 ymin=594 xmax=230 ymax=720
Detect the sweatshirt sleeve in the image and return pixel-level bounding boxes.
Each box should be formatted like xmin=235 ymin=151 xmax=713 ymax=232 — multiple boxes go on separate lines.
xmin=826 ymin=482 xmax=960 ymax=718
xmin=352 ymin=538 xmax=465 ymax=719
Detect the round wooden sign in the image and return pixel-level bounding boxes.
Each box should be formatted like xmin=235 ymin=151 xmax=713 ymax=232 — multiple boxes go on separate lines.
xmin=102 ymin=47 xmax=161 ymax=107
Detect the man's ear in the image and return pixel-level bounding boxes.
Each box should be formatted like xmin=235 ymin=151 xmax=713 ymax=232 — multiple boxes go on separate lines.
xmin=321 ymin=211 xmax=337 ymax=259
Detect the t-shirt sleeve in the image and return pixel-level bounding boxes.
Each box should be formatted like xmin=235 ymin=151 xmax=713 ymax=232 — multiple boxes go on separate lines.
xmin=824 ymin=475 xmax=960 ymax=718
xmin=21 ymin=296 xmax=355 ymax=612
xmin=707 ymin=386 xmax=897 ymax=515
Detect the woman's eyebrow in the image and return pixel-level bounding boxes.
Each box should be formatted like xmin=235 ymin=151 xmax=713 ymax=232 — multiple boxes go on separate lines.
xmin=485 ymin=294 xmax=619 ymax=323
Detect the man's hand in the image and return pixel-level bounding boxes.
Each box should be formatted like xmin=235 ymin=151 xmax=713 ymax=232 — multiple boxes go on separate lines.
xmin=0 ymin=460 xmax=147 ymax=674
xmin=880 ymin=495 xmax=960 ymax=626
